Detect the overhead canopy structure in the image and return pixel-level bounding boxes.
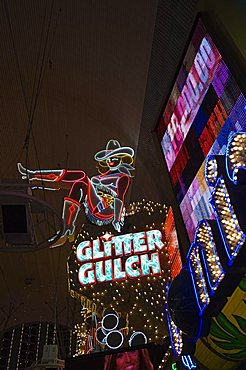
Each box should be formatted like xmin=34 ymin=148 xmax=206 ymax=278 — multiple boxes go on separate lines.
xmin=0 ymin=0 xmax=199 ymax=330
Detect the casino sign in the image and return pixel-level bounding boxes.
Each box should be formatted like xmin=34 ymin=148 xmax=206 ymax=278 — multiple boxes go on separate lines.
xmin=76 ymin=230 xmax=165 ymax=285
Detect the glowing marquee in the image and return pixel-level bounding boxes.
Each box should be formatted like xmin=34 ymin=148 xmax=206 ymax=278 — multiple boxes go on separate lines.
xmin=76 ymin=230 xmax=165 ymax=285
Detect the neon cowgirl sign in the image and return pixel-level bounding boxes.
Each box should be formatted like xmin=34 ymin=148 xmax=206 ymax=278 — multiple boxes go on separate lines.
xmin=76 ymin=230 xmax=165 ymax=285
xmin=17 ymin=140 xmax=134 ymax=246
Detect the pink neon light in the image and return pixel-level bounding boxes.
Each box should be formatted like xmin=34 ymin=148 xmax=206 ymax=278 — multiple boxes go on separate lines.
xmin=61 ymin=170 xmax=87 ymax=183
xmin=161 ymin=35 xmax=221 ymax=171
xmin=56 ymin=169 xmax=66 ymax=181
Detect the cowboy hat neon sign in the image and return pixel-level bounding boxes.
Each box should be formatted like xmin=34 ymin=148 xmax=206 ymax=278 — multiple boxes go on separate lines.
xmin=17 ymin=139 xmax=134 ymax=246
xmin=76 ymin=229 xmax=165 ymax=285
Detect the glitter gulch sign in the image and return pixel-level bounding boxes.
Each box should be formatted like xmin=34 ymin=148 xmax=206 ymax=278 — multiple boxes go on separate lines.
xmin=76 ymin=230 xmax=165 ymax=285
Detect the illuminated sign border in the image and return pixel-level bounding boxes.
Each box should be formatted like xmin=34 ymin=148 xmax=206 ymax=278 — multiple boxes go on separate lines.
xmin=76 ymin=229 xmax=165 ymax=285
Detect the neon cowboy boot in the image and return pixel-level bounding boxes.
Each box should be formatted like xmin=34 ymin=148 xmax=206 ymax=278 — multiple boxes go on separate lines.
xmin=17 ymin=163 xmax=64 ymax=182
xmin=52 ymin=198 xmax=80 ymax=247
xmin=62 ymin=198 xmax=80 ymax=236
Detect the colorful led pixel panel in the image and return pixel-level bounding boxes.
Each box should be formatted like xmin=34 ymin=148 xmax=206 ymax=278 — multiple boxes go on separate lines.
xmin=157 ymin=17 xmax=246 ymax=241
xmin=164 ymin=207 xmax=182 ymax=279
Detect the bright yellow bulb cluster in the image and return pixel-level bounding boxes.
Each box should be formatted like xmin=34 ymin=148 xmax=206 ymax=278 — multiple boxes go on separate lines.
xmin=196 ymin=221 xmax=224 ymax=288
xmin=213 ymin=179 xmax=244 ymax=255
xmin=227 ymin=133 xmax=246 ymax=183
xmin=190 ymin=246 xmax=209 ymax=305
xmin=158 ymin=346 xmax=171 ymax=369
xmin=126 ymin=199 xmax=168 ymax=216
xmin=205 ymin=156 xmax=218 ymax=186
xmin=73 ymin=323 xmax=88 ymax=356
xmin=169 ymin=317 xmax=183 ymax=355
xmin=68 ymin=200 xmax=170 ymax=347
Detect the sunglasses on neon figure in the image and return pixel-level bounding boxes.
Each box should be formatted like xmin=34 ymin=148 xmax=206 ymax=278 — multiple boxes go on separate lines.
xmin=17 ymin=140 xmax=135 ymax=246
xmin=76 ymin=229 xmax=165 ymax=285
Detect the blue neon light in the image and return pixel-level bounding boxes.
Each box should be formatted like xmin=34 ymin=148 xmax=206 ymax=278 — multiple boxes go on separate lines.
xmin=210 ymin=177 xmax=245 ymax=265
xmin=165 ymin=129 xmax=245 ymax=343
xmin=165 ymin=300 xmax=183 ymax=356
xmin=225 ymin=132 xmax=246 ymax=185
xmin=187 ymin=242 xmax=209 ymax=314
xmin=196 ymin=220 xmax=225 ymax=295
xmin=193 ymin=315 xmax=203 ymax=343
xmin=181 ymin=355 xmax=197 ymax=369
xmin=200 ymin=246 xmax=224 ymax=296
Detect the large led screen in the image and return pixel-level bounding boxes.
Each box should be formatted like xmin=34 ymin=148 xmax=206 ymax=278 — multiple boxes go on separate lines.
xmin=164 ymin=207 xmax=182 ymax=279
xmin=65 ymin=343 xmax=168 ymax=370
xmin=157 ymin=17 xmax=246 ymax=241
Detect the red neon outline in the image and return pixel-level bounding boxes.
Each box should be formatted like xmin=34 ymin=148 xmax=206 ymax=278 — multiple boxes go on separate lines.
xmin=93 ymin=210 xmax=114 ymax=220
xmin=116 ymin=174 xmax=130 ymax=199
xmin=61 ymin=170 xmax=87 ymax=183
xmin=56 ymin=169 xmax=66 ymax=181
xmin=102 ymin=197 xmax=108 ymax=208
xmin=68 ymin=202 xmax=77 ymax=225
xmin=64 ymin=197 xmax=81 ymax=207
xmin=35 ymin=172 xmax=64 ymax=181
